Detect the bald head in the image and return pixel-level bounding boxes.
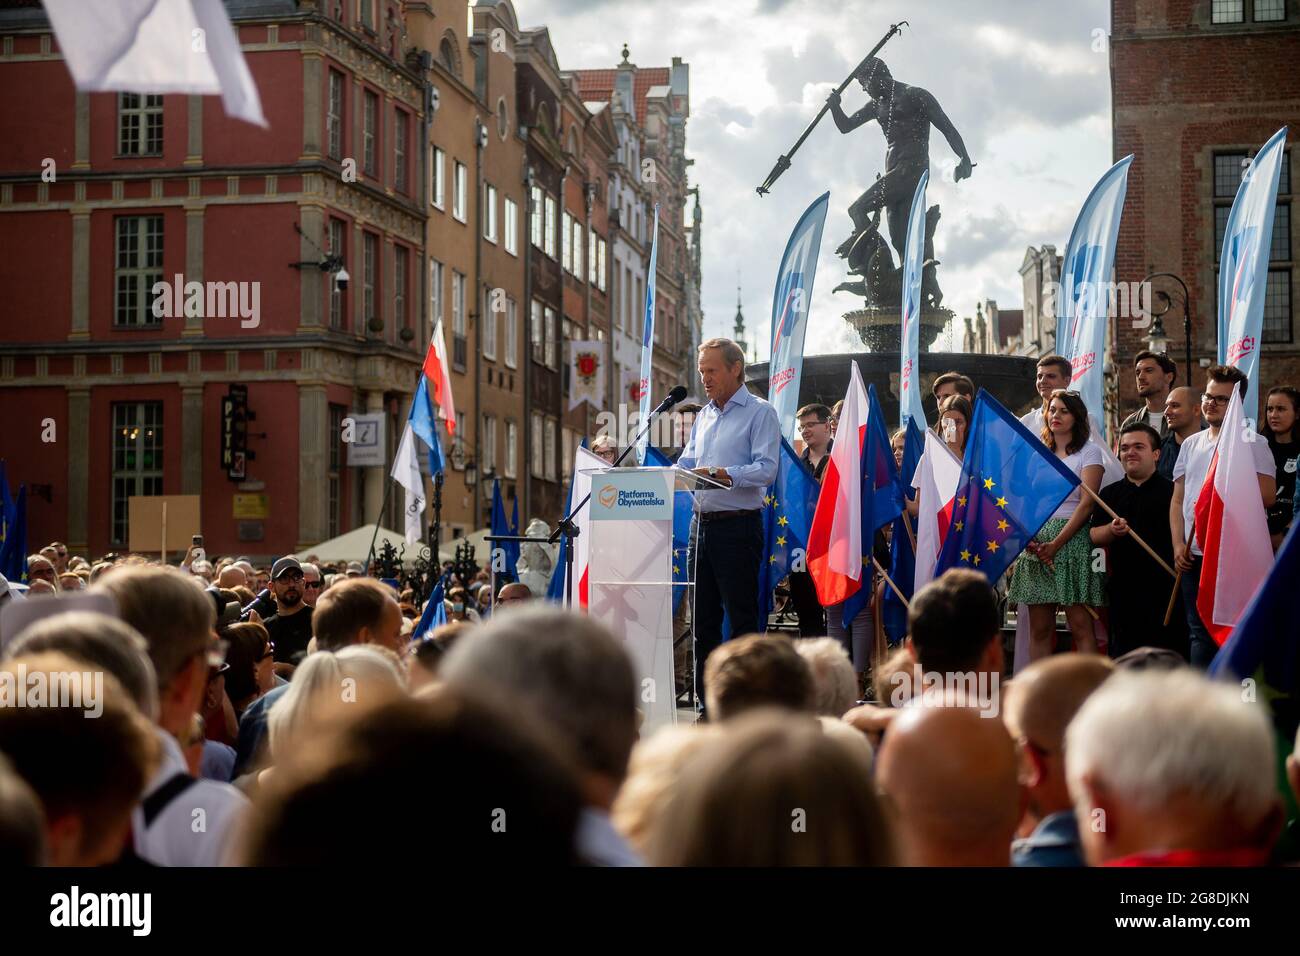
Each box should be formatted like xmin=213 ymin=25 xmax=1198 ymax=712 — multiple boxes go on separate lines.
xmin=1164 ymin=386 xmax=1200 ymax=433
xmin=496 ymin=583 xmax=533 ymax=607
xmin=877 ymin=704 xmax=1022 ymax=866
xmin=1004 ymin=656 xmax=1113 ymax=753
xmin=217 ymin=565 xmax=247 ymax=590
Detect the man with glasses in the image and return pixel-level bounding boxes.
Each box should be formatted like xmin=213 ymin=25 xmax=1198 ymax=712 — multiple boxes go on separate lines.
xmin=1170 ymin=366 xmax=1276 ymax=668
xmin=300 ymin=562 xmax=323 ymax=607
xmin=26 ymin=554 xmax=59 ymax=591
xmin=496 ymin=582 xmax=532 ymax=609
xmin=790 ymin=404 xmax=833 ymax=636
xmin=262 ymin=556 xmax=315 ymax=674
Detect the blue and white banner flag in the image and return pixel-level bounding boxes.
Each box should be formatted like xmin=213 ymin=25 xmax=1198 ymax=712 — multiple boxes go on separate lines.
xmin=899 ymin=171 xmax=928 ymax=431
xmin=1219 ymin=127 xmax=1288 ymax=417
xmin=768 ymin=192 xmax=830 ymax=444
xmin=1055 ymin=155 xmax=1133 ymax=435
xmin=636 ymin=204 xmax=661 ymax=465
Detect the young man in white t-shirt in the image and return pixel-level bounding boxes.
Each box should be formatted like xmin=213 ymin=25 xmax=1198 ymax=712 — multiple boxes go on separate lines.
xmin=1018 ymin=355 xmax=1072 ymax=433
xmin=1170 ymin=366 xmax=1276 ymax=668
xmin=1120 ymin=351 xmax=1176 ymax=441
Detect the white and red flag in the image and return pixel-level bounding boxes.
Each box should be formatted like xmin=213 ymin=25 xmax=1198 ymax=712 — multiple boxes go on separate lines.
xmin=807 ymin=362 xmax=868 ymax=606
xmin=1194 ymin=384 xmax=1274 ymax=645
xmin=912 ymin=430 xmax=964 ymax=593
xmin=422 ymin=317 xmax=457 ymax=435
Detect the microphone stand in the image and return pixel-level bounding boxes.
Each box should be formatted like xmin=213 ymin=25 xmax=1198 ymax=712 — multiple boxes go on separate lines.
xmin=550 ymin=399 xmax=680 ymax=609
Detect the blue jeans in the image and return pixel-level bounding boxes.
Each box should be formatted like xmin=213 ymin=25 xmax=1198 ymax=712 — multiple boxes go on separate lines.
xmin=691 ymin=511 xmax=763 ymax=716
xmin=1179 ymin=554 xmax=1217 ymax=669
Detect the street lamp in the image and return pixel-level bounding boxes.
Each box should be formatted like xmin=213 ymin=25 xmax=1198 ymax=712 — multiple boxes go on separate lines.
xmin=1141 ymin=271 xmax=1190 ymax=385
xmin=1146 ymin=313 xmax=1170 ymax=355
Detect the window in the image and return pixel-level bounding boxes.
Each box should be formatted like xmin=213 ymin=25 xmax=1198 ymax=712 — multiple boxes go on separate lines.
xmin=1214 ymin=149 xmax=1293 ymax=343
xmin=327 ymin=71 xmax=344 ymax=160
xmin=1215 ymin=152 xmax=1248 ymax=197
xmin=394 ymin=109 xmax=408 ymax=193
xmin=452 ymin=271 xmax=467 ymax=369
xmin=562 ymin=212 xmax=572 ymax=272
xmin=589 ymin=229 xmax=598 ymax=285
xmin=362 ymin=233 xmax=377 ymax=328
xmin=544 ymin=195 xmax=557 ymax=258
xmin=431 ymin=147 xmax=445 ymax=208
xmin=571 ymin=218 xmax=584 ymax=278
xmin=1263 ymin=269 xmax=1292 ymax=341
xmin=481 ymin=415 xmax=497 ymax=474
xmin=531 ymin=299 xmax=544 ymax=364
xmin=115 ymin=216 xmax=163 ymax=327
xmin=111 ymin=402 xmax=163 ymax=545
xmin=544 ymin=305 xmax=557 ymax=369
xmin=362 ymin=90 xmax=378 ymax=176
xmin=598 ymin=238 xmax=607 ymax=291
xmin=1254 ymin=0 xmax=1284 ymax=21
xmin=504 ymin=198 xmax=518 ymax=255
xmin=329 ymin=218 xmax=346 ymax=329
xmin=562 ymin=428 xmax=576 ymax=482
xmin=530 ymin=412 xmax=544 ymax=479
xmin=530 ymin=186 xmax=543 ymax=248
xmin=483 ymin=183 xmax=498 ymax=243
xmin=482 ymin=287 xmax=497 ymax=360
xmin=453 ymin=412 xmax=467 ymax=470
xmin=394 ymin=245 xmax=408 ymax=338
xmin=544 ymin=418 xmax=558 ymax=481
xmin=1212 ymin=0 xmax=1244 ymax=22
xmin=504 ymin=420 xmax=518 ymax=478
xmin=328 ymin=405 xmax=345 ymax=538
xmin=430 ymin=257 xmax=444 ymax=331
xmin=118 ymin=93 xmax=162 ymax=156
xmin=360 ymin=0 xmax=375 ymax=30
xmin=505 ymin=296 xmax=518 ymax=368
xmin=453 ymin=161 xmax=467 ymax=222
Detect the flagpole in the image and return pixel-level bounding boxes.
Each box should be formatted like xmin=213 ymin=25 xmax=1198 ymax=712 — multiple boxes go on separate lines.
xmin=1164 ymin=528 xmax=1195 ymax=627
xmin=872 ymin=556 xmax=909 ymax=610
xmin=901 ymin=510 xmax=917 ymax=553
xmin=365 ymin=473 xmax=395 ymax=574
xmin=1078 ymin=483 xmax=1175 ymax=578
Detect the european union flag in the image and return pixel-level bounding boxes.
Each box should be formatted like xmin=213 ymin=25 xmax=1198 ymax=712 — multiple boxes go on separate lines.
xmin=841 ymin=384 xmax=905 ymax=629
xmin=934 ymin=389 xmax=1079 ymax=584
xmin=1209 ymin=519 xmax=1300 ymax=837
xmin=490 ymin=478 xmax=519 ymax=580
xmin=412 ymin=573 xmax=448 ymax=640
xmin=0 ymin=483 xmax=26 ymax=584
xmin=645 ymin=445 xmax=694 ymax=611
xmin=410 ymin=375 xmax=445 ymax=475
xmin=0 ymin=460 xmax=14 ymax=552
xmin=758 ymin=437 xmax=820 ymax=626
xmin=883 ymin=418 xmax=925 ymax=642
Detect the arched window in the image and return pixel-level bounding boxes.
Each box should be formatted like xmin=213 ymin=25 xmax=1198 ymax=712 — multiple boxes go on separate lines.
xmin=439 ymin=35 xmax=459 ymax=77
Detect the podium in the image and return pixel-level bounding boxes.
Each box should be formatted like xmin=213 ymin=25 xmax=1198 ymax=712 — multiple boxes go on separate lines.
xmin=581 ymin=465 xmax=728 ymax=731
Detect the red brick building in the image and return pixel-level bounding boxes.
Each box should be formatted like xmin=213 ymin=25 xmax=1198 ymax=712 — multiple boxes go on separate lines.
xmin=1111 ymin=0 xmax=1299 ymax=418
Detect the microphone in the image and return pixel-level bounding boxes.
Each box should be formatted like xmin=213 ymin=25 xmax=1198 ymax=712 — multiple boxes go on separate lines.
xmin=652 ymin=385 xmax=689 ymax=416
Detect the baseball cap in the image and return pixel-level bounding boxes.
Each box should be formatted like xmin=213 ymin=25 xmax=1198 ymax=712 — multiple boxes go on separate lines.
xmin=270 ymin=556 xmax=303 ymax=580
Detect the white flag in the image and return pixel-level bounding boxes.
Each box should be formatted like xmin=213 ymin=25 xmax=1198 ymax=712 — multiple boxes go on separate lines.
xmin=913 ymin=431 xmax=963 ymax=593
xmin=391 ymin=423 xmax=426 ymax=544
xmin=42 ymin=0 xmax=267 ymax=127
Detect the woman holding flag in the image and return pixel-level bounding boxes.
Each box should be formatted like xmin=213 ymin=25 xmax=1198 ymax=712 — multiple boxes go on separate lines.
xmin=1007 ymin=390 xmax=1106 ymax=659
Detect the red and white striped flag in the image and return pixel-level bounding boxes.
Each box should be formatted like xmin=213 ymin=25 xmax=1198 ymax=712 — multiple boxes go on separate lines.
xmin=422 ymin=317 xmax=457 ymax=435
xmin=1194 ymin=384 xmax=1274 ymax=644
xmin=913 ymin=430 xmax=963 ymax=593
xmin=807 ymin=362 xmax=868 ymax=606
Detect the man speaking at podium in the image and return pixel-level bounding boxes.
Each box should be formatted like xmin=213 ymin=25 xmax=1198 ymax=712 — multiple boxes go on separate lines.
xmin=677 ymin=338 xmax=780 ymax=717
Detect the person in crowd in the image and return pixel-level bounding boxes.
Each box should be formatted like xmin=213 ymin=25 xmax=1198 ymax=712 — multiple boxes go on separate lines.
xmin=1158 ymin=385 xmax=1204 ymax=481
xmin=876 ymin=702 xmax=1022 ymax=866
xmin=1171 ymin=366 xmax=1276 ymax=668
xmin=703 ymin=634 xmax=814 ymax=722
xmin=301 ymin=562 xmax=323 ymax=607
xmin=647 ymin=711 xmax=892 ymax=866
xmin=932 ymin=371 xmax=975 ymax=406
xmin=0 ymin=754 xmax=45 ymax=866
xmin=794 ymin=637 xmax=859 ymax=718
xmin=829 ymin=399 xmax=844 ymax=437
xmin=191 ymin=560 xmax=215 ymax=584
xmin=591 ymin=433 xmax=618 ymax=465
xmin=0 ymin=652 xmax=158 ymax=866
xmin=1262 ymin=385 xmax=1299 ymax=548
xmin=405 ymin=637 xmax=444 ymax=692
xmin=676 ymin=338 xmax=781 ymax=718
xmin=1003 ymin=655 xmax=1114 ymax=866
xmin=1018 ymin=354 xmax=1071 ymax=431
xmin=890 ymin=427 xmax=908 ymax=469
xmin=26 ymin=555 xmax=58 ymax=591
xmin=936 ymin=393 xmax=972 ymax=459
xmin=222 ymin=621 xmax=276 ymax=719
xmin=239 ymin=690 xmax=584 ymax=866
xmin=1008 ymin=389 xmax=1106 ymax=657
xmin=1120 ymin=351 xmax=1176 ymax=440
xmin=262 ymin=556 xmax=314 ymax=674
xmin=789 ymin=403 xmax=833 ymax=636
xmin=872 ymin=644 xmax=920 ymax=708
xmin=217 ymin=564 xmax=247 ymax=590
xmin=1066 ymin=669 xmax=1281 ymax=866
xmin=496 ymin=582 xmax=532 ymax=609
xmin=441 ymin=607 xmax=642 ymax=866
xmin=610 ymin=725 xmax=721 ymax=858
xmin=234 ymin=576 xmax=404 ymax=777
xmin=444 ymin=586 xmax=481 ymax=623
xmin=1088 ymin=422 xmax=1188 ymax=659
xmin=94 ymin=565 xmax=251 ymax=865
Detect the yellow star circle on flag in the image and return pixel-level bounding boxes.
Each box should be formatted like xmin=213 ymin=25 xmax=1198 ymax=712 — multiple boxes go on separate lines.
xmin=987 ymin=540 xmax=999 ymax=553
xmin=996 ymin=496 xmax=1008 ymax=508
xmin=955 ymin=520 xmax=964 ymax=531
xmin=958 ymin=495 xmax=967 ymax=507
xmin=776 ymin=535 xmax=787 ymax=547
xmin=973 ymin=554 xmax=982 ymax=566
xmin=763 ymin=494 xmax=773 ymax=506
xmin=960 ymin=549 xmax=972 ymax=562
xmin=777 ymin=515 xmax=789 ymax=527
xmin=997 ymin=519 xmax=1009 ymax=531
xmin=769 ymin=554 xmax=776 ymax=564
xmin=983 ymin=477 xmax=995 ymax=490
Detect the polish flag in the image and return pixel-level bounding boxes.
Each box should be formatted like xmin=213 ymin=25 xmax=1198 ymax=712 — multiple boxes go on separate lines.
xmin=422 ymin=317 xmax=457 ymax=434
xmin=807 ymin=362 xmax=868 ymax=606
xmin=1194 ymin=384 xmax=1274 ymax=644
xmin=913 ymin=430 xmax=964 ymax=593
xmin=564 ymin=444 xmax=606 ymax=608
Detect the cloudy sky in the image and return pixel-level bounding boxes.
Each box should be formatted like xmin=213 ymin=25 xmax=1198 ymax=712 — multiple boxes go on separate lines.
xmin=519 ymin=0 xmax=1113 ymax=359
